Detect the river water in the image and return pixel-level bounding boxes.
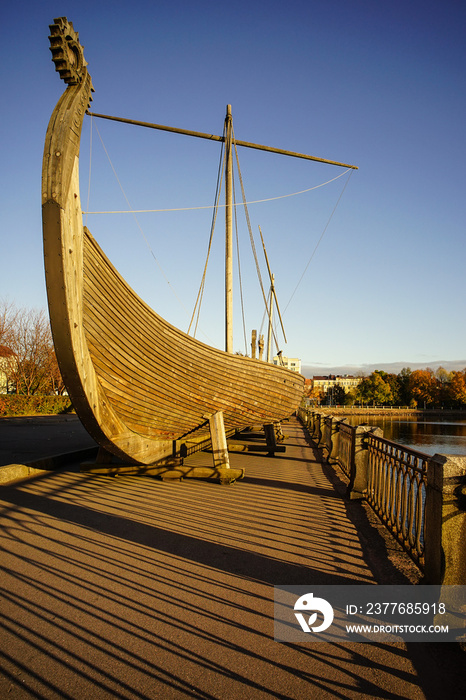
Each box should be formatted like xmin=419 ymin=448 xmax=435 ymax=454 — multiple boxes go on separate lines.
xmin=347 ymin=415 xmax=466 ymax=457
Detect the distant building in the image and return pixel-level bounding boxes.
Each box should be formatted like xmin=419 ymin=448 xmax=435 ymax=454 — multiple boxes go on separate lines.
xmin=312 ymin=374 xmax=361 ymax=393
xmin=273 ymin=355 xmax=302 ymax=374
xmin=0 ymin=345 xmax=15 ymax=394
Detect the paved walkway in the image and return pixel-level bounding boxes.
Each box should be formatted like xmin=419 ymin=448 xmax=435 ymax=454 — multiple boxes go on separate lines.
xmin=0 ymin=415 xmax=97 ymax=467
xmin=0 ymin=416 xmax=465 ymax=698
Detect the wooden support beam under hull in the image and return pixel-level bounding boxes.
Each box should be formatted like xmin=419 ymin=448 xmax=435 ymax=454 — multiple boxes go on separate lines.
xmin=80 ymin=460 xmax=244 ymax=484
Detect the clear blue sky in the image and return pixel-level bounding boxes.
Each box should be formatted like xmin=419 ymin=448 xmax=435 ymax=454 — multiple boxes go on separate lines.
xmin=1 ymin=0 xmax=465 ymax=376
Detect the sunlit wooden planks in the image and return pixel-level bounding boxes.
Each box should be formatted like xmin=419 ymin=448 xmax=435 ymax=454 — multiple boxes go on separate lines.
xmin=42 ymin=18 xmax=304 ymax=465
xmin=82 ymin=229 xmax=303 ymax=440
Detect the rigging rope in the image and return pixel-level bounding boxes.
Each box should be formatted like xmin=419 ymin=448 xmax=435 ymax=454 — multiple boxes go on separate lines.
xmin=87 ymin=115 xmax=355 ymax=339
xmin=90 ymin=120 xmax=190 ymax=315
xmin=85 ymin=114 xmax=93 ymax=228
xmin=283 ymin=169 xmax=355 ymax=312
xmin=258 ymin=287 xmax=281 ymax=360
xmin=232 ymin=176 xmax=248 ymax=355
xmin=232 ymin=128 xmax=281 ymax=352
xmin=259 ymin=296 xmax=280 ymax=349
xmin=82 ymin=169 xmax=351 ymax=214
xmin=187 ymin=136 xmax=226 ymax=337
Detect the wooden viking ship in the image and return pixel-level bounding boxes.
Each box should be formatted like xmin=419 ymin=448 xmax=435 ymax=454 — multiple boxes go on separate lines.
xmin=42 ymin=18 xmax=355 ymax=480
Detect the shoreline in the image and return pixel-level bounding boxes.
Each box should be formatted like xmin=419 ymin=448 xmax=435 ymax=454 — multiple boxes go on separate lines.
xmin=312 ymin=407 xmax=466 ymax=418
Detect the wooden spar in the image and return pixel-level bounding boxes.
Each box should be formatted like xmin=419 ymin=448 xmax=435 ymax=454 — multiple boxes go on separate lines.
xmin=259 ymin=225 xmax=287 ymax=345
xmin=251 ymin=329 xmax=257 ymax=359
xmin=225 ymin=105 xmax=233 ymax=354
xmin=87 ymin=111 xmax=359 ymax=170
xmin=267 ymin=274 xmax=274 ymax=363
xmin=258 ymin=334 xmax=264 ymax=361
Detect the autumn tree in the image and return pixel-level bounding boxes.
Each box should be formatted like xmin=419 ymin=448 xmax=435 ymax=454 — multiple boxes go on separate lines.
xmin=6 ymin=307 xmax=62 ymax=395
xmin=0 ymin=299 xmax=18 ymax=393
xmin=447 ymin=370 xmax=466 ymax=407
xmin=434 ymin=367 xmax=453 ymax=405
xmin=43 ymin=345 xmax=66 ymax=395
xmin=408 ymin=369 xmax=438 ymax=407
xmin=307 ymin=385 xmax=325 ymax=405
xmin=0 ymin=298 xmax=17 ymax=348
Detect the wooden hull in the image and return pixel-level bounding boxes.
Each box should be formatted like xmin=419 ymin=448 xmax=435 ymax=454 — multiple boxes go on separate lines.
xmin=42 ymin=19 xmax=304 ymax=465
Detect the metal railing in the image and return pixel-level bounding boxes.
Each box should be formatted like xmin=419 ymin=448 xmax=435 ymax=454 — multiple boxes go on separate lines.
xmin=366 ymin=433 xmax=428 ymax=569
xmin=336 ymin=421 xmax=354 ymax=480
xmin=297 ymin=406 xmax=466 ymax=584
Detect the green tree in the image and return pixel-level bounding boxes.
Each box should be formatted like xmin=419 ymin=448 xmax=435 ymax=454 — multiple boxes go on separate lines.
xmin=398 ymin=367 xmax=412 ymax=406
xmin=356 ymin=372 xmax=394 ymax=405
xmin=324 ymin=384 xmax=346 ymax=405
xmin=344 ymin=388 xmax=358 ymax=406
xmin=374 ymin=370 xmax=401 ymax=404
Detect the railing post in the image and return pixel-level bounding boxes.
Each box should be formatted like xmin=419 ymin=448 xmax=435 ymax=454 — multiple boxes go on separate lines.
xmin=312 ymin=412 xmax=320 ymax=445
xmin=310 ymin=411 xmax=319 ymax=440
xmin=323 ymin=415 xmax=345 ymax=465
xmin=323 ymin=415 xmax=333 ymax=461
xmin=305 ymin=408 xmax=313 ymax=433
xmin=328 ymin=418 xmax=346 ymax=464
xmin=332 ymin=418 xmax=347 ymax=465
xmin=298 ymin=406 xmax=313 ymax=434
xmin=423 ymin=454 xmax=466 ymax=584
xmin=348 ymin=425 xmax=383 ymax=500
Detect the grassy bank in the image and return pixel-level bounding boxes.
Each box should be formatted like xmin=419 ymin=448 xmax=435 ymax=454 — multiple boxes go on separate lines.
xmin=0 ymin=395 xmax=74 ymax=417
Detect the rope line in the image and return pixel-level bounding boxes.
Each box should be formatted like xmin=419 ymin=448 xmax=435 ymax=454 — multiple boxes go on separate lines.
xmin=82 ymin=169 xmax=351 ymax=215
xmin=233 ymin=174 xmax=248 ymax=355
xmin=232 ymin=128 xmax=281 ymax=352
xmin=188 ymin=135 xmax=226 ymax=337
xmin=85 ymin=114 xmax=93 ymax=227
xmin=92 ymin=120 xmax=188 ymax=313
xmin=283 ymin=169 xmax=355 ymax=312
xmin=85 ymin=114 xmax=355 ymax=340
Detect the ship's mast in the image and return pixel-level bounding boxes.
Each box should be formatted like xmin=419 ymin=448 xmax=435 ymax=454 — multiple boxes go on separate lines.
xmin=225 ymin=105 xmax=233 ymax=354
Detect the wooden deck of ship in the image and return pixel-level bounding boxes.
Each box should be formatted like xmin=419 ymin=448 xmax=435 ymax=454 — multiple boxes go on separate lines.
xmin=0 ymin=415 xmax=465 ymax=698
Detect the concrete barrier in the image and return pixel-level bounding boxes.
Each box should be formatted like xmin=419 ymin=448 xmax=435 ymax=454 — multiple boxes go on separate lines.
xmin=0 ymin=447 xmax=98 ymax=484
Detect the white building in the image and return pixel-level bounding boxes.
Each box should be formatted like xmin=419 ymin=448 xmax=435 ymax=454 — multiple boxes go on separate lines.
xmin=312 ymin=375 xmax=361 ymax=393
xmin=273 ymin=355 xmax=301 ymax=374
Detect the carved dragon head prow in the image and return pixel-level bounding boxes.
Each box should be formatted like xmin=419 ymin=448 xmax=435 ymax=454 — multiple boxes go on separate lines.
xmin=48 ymin=17 xmax=93 ymax=93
